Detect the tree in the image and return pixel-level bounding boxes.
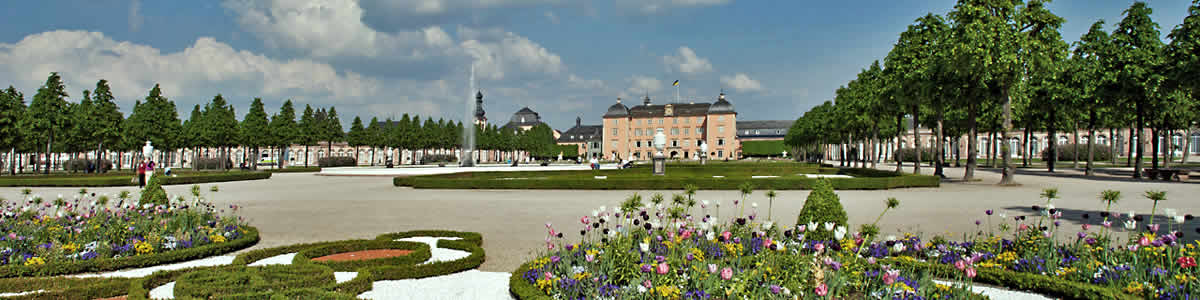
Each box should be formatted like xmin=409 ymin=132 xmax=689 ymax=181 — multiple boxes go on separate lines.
xmin=347 ymin=116 xmax=366 ymax=162
xmin=123 ymin=84 xmax=183 ymax=166
xmin=325 ymin=107 xmax=344 ymax=158
xmin=239 ymin=98 xmax=271 ymax=169
xmin=268 ymin=100 xmax=298 ymax=168
xmin=420 ymin=117 xmax=437 ymax=162
xmin=297 ymin=105 xmax=318 ymax=167
xmin=180 ymin=105 xmax=203 ymax=170
xmin=66 ymin=90 xmax=93 ymax=158
xmin=886 ymin=14 xmax=949 ymax=176
xmin=366 ymin=117 xmax=383 ymax=165
xmin=1106 ymin=2 xmax=1165 ymax=178
xmin=90 ymin=80 xmax=123 ymax=173
xmin=946 ymin=0 xmax=1024 ymax=184
xmin=1164 ymin=0 xmax=1200 ymax=164
xmin=1069 ymin=21 xmax=1113 ymax=176
xmin=26 ymin=72 xmax=71 ymax=174
xmin=0 ymin=86 xmax=25 ymax=175
xmin=200 ymin=94 xmax=238 ymax=170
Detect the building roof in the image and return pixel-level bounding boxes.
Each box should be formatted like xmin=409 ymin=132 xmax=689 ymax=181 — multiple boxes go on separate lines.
xmin=629 ymin=102 xmax=712 ymax=118
xmin=557 ymin=125 xmax=603 ymax=143
xmin=604 ymin=99 xmax=630 ymax=118
xmin=503 ymin=107 xmax=543 ymax=129
xmin=736 ymin=120 xmax=792 ymax=139
xmin=708 ymin=93 xmax=735 ymax=114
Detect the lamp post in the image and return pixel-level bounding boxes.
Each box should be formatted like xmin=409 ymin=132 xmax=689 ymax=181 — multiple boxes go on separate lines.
xmin=700 ymin=142 xmax=709 ymax=165
xmin=653 ymin=130 xmax=667 ymax=175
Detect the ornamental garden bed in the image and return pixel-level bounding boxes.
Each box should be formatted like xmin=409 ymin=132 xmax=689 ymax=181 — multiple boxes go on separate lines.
xmin=394 ymin=162 xmax=938 ymax=190
xmin=0 ymin=171 xmax=271 ymax=187
xmin=511 ymin=179 xmax=1195 ymax=299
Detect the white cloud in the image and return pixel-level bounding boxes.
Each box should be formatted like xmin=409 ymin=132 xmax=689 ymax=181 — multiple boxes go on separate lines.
xmin=129 ymin=0 xmax=143 ymax=32
xmin=0 ymin=30 xmax=455 ymax=118
xmin=720 ymin=73 xmax=763 ymax=92
xmin=617 ymin=0 xmax=731 ymax=14
xmin=626 ymin=75 xmax=663 ymax=96
xmin=661 ymin=46 xmax=712 ymax=74
xmin=222 ymin=0 xmax=566 ymax=81
xmin=361 ymin=0 xmax=560 ymax=16
xmin=568 ymin=74 xmax=605 ymax=89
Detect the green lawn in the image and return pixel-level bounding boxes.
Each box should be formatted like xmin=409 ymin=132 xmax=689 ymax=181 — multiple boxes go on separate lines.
xmin=394 ymin=162 xmax=939 ymax=190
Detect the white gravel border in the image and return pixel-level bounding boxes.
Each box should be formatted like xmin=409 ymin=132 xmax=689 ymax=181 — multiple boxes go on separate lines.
xmin=149 ymin=281 xmax=175 ymax=299
xmin=70 ymin=255 xmax=236 ymax=278
xmin=247 ymin=253 xmax=297 ymax=266
xmin=933 ymin=280 xmax=1053 ymax=300
xmin=0 ymin=290 xmax=44 ymax=297
xmin=356 ymin=270 xmax=513 ymax=300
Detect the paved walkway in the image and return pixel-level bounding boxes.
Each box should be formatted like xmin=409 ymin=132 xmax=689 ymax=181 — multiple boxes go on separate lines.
xmin=2 ymin=165 xmax=1197 ymax=273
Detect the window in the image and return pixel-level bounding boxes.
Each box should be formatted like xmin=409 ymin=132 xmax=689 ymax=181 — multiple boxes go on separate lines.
xmin=717 ymin=116 xmax=725 ymax=122
xmin=1059 ymin=136 xmax=1069 ymax=145
xmin=659 ymin=119 xmax=664 ymax=125
xmin=755 ymin=130 xmax=760 ymax=135
xmin=684 ymin=118 xmax=690 ymax=124
xmin=636 ymin=119 xmax=641 ymax=125
xmin=684 ymin=128 xmax=690 ymax=135
xmin=718 ymin=126 xmax=725 ymax=133
xmin=612 ymin=128 xmax=619 ymax=136
xmin=745 ymin=130 xmax=751 ymax=135
xmin=1097 ymin=135 xmax=1107 ymax=145
xmin=636 ymin=141 xmax=642 ymax=147
xmin=671 ymin=140 xmax=678 ymax=147
xmin=684 ymin=140 xmax=690 ymax=147
xmin=776 ymin=130 xmax=783 ymax=134
xmin=657 ymin=128 xmax=664 ymax=134
xmin=612 ymin=141 xmax=618 ymax=148
xmin=673 ymin=118 xmax=678 ymax=124
xmin=696 ymin=140 xmax=702 ymax=146
xmin=718 ymin=139 xmax=725 ymax=146
xmin=635 ymin=129 xmax=642 ymax=136
xmin=671 ymin=128 xmax=679 ymax=135
xmin=718 ymin=150 xmax=724 ymax=157
xmin=697 ymin=128 xmax=704 ymax=135
xmin=1191 ymin=133 xmax=1200 ymax=153
xmin=612 ymin=120 xmax=618 ymax=126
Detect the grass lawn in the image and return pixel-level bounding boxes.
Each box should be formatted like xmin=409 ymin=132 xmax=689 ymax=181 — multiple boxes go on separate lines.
xmin=394 ymin=162 xmax=938 ymax=190
xmin=0 ymin=170 xmax=272 ymax=187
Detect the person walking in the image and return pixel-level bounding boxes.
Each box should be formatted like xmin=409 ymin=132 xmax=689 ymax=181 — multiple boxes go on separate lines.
xmin=137 ymin=160 xmax=146 ymax=188
xmin=146 ymin=160 xmax=155 ymax=184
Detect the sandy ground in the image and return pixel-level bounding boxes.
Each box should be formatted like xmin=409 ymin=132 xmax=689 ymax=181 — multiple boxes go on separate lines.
xmin=2 ymin=164 xmax=1197 ymax=273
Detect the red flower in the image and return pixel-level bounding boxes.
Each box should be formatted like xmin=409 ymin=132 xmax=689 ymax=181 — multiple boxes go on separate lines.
xmin=1178 ymin=257 xmax=1197 ymax=268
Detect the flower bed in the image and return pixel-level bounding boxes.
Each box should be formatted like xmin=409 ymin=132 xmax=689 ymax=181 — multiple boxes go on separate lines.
xmin=0 ymin=188 xmax=254 ymax=278
xmin=512 ymin=183 xmax=1198 ymax=299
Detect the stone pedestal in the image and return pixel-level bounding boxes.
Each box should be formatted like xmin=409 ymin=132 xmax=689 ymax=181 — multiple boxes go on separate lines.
xmin=653 ymin=155 xmax=666 ymax=176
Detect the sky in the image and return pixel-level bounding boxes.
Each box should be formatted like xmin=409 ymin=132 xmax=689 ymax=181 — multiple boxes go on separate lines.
xmin=0 ymin=0 xmax=1194 ymax=131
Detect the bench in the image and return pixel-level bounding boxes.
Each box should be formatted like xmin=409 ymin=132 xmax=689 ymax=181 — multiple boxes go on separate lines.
xmin=1145 ymin=169 xmax=1190 ymax=181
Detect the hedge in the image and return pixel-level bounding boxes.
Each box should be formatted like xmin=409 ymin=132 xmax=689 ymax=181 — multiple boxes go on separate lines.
xmin=64 ymin=158 xmax=113 ymax=173
xmin=318 ymin=156 xmax=356 ymax=167
xmin=1040 ymin=143 xmax=1112 ymax=162
xmin=0 ymin=171 xmax=271 ymax=187
xmin=896 ymin=147 xmax=937 ymax=163
xmin=297 ymin=240 xmax=431 ymax=272
xmin=122 ymin=230 xmax=486 ymax=300
xmin=0 ymin=226 xmax=259 ymax=278
xmin=265 ymin=166 xmax=322 ymax=173
xmin=192 ymin=158 xmax=232 ymax=170
xmin=741 ymin=140 xmax=790 ymax=157
xmin=0 ymin=277 xmax=131 ymax=300
xmin=394 ymin=171 xmax=939 ymax=190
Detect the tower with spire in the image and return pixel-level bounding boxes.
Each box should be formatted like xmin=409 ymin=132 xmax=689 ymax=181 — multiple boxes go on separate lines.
xmin=473 ymin=91 xmax=486 ymax=126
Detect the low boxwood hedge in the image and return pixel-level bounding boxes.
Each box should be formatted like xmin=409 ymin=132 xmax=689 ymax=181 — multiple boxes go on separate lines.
xmin=0 ymin=226 xmax=259 ymax=278
xmin=123 ymin=230 xmax=485 ymax=300
xmin=0 ymin=171 xmax=271 ymax=187
xmin=297 ymin=240 xmax=431 ymax=272
xmin=394 ymin=172 xmax=939 ymax=190
xmin=265 ymin=166 xmax=322 ymax=173
xmin=0 ymin=277 xmax=131 ymax=300
xmin=174 ymin=264 xmax=336 ymax=299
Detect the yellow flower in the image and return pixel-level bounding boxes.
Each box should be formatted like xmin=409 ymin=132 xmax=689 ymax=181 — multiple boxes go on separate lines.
xmin=690 ymin=248 xmax=705 ymax=261
xmin=24 ymin=257 xmax=45 ymax=266
xmin=62 ymin=242 xmax=79 ymax=252
xmin=1124 ymin=282 xmax=1144 ymax=295
xmin=995 ymin=252 xmax=1018 ymax=263
xmin=572 ymin=272 xmax=590 ymax=280
xmin=209 ymin=234 xmax=226 ymax=243
xmin=892 ymin=282 xmax=914 ymax=292
xmin=135 ymin=241 xmax=154 ymax=254
xmin=654 ymin=285 xmax=681 ymax=298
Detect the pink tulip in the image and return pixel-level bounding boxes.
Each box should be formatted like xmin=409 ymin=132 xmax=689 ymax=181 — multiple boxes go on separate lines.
xmin=544 ymin=272 xmax=553 ymax=280
xmin=721 ymin=231 xmax=731 ymax=241
xmin=814 ymin=243 xmax=825 ymax=253
xmin=720 ymin=267 xmax=733 ymax=280
xmin=965 ymin=267 xmax=977 ymax=278
xmin=1149 ymin=224 xmax=1160 ymax=232
xmin=643 ymin=280 xmax=653 ymax=289
xmin=580 ymin=216 xmax=590 ymax=225
xmin=867 ymin=257 xmax=877 ymax=265
xmin=708 ymin=264 xmax=718 ymax=274
xmin=545 ymin=222 xmax=553 ymax=229
xmin=954 ymin=260 xmax=966 ymax=270
xmin=797 ymin=225 xmax=806 ymax=232
xmin=883 ymin=269 xmax=900 ymax=285
xmin=586 ymin=254 xmax=595 ymax=262
xmin=656 ymin=263 xmax=669 ymax=274
xmin=815 ymin=283 xmax=828 ymax=296
xmin=1081 ymin=224 xmax=1090 ymax=231
xmin=763 ymin=238 xmax=773 ymax=248
xmin=1138 ymin=236 xmax=1151 ymax=246
xmin=1102 ymin=221 xmax=1112 ymax=228
xmin=1018 ymin=224 xmax=1028 ymax=231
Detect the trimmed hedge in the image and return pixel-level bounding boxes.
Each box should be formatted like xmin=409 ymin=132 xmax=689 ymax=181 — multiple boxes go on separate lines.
xmin=266 ymin=166 xmax=322 ymax=173
xmin=510 ymin=260 xmax=552 ymax=300
xmin=741 ymin=140 xmax=790 ymax=157
xmin=0 ymin=277 xmax=131 ymax=300
xmin=896 ymin=147 xmax=937 ymax=163
xmin=297 ymin=240 xmax=431 ymax=272
xmin=1041 ymin=143 xmax=1112 ymax=162
xmin=0 ymin=171 xmax=271 ymax=187
xmin=394 ymin=171 xmax=939 ymax=190
xmin=0 ymin=226 xmax=259 ymax=278
xmin=64 ymin=158 xmax=113 ymax=173
xmin=174 ymin=264 xmax=336 ymax=299
xmin=318 ymin=156 xmax=356 ymax=167
xmin=193 ymin=158 xmax=232 ymax=170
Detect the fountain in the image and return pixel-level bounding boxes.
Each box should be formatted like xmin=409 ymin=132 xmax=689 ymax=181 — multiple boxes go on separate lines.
xmin=461 ymin=66 xmax=479 ymax=167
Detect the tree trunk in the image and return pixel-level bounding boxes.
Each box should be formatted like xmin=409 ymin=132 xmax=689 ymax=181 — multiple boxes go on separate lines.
xmin=912 ymin=105 xmax=921 ymax=175
xmin=871 ymin=125 xmax=880 ymax=168
xmin=1128 ymin=126 xmax=1134 ymax=167
xmin=1086 ymin=111 xmax=1096 ymax=177
xmin=935 ymin=114 xmax=945 ymax=178
xmin=896 ymin=114 xmax=903 ymax=172
xmin=1022 ymin=127 xmax=1030 ymax=167
xmin=1072 ymin=122 xmax=1080 ymax=169
xmin=999 ymin=87 xmax=1015 ymax=185
xmin=44 ymin=139 xmax=52 ymax=174
xmin=1151 ymin=127 xmax=1159 ymax=170
xmin=1183 ymin=128 xmax=1192 ymax=164
xmin=965 ymin=103 xmax=978 ymax=181
xmin=304 ymin=145 xmax=310 ymax=167
xmin=1048 ymin=109 xmax=1057 ymax=173
xmin=1134 ymin=104 xmax=1144 ymax=178
xmin=987 ymin=131 xmax=995 ymax=168
xmin=1163 ymin=128 xmax=1171 ymax=169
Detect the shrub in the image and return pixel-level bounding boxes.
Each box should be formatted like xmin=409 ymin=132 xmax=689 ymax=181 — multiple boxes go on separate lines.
xmin=895 ymin=148 xmax=936 ymax=163
xmin=1040 ymin=143 xmax=1112 ymax=162
xmin=795 ymin=178 xmax=847 ymax=241
xmin=174 ymin=264 xmax=335 ymax=298
xmin=64 ymin=159 xmax=113 ymax=173
xmin=741 ymin=140 xmax=790 ymax=157
xmin=138 ymin=175 xmax=168 ymax=206
xmin=421 ymin=154 xmax=457 ymax=164
xmin=193 ymin=158 xmax=232 ymax=170
xmin=318 ymin=156 xmax=356 ymax=167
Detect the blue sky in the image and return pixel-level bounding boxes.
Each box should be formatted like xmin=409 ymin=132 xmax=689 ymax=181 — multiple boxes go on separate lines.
xmin=0 ymin=0 xmax=1193 ymax=131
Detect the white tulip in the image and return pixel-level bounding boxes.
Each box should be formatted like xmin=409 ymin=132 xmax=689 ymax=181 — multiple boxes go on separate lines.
xmin=1165 ymin=208 xmax=1177 ymax=218
xmin=808 ymin=222 xmax=818 ymax=231
xmin=1127 ymin=210 xmax=1136 ymax=219
xmin=639 ymin=242 xmax=650 ymax=252
xmin=886 ymin=235 xmax=897 ymax=241
xmin=1174 ymin=215 xmax=1185 ymax=224
xmin=702 ymin=200 xmax=710 ymax=207
xmin=706 ymin=232 xmax=715 ymax=241
xmin=998 ymin=213 xmax=1007 ymax=219
xmin=834 ymin=226 xmax=847 ymax=240
xmin=1124 ymin=220 xmax=1137 ymax=230
xmin=823 ymin=222 xmax=835 ymax=231
xmin=892 ymin=242 xmax=906 ymax=253
xmin=763 ymin=221 xmax=774 ymax=230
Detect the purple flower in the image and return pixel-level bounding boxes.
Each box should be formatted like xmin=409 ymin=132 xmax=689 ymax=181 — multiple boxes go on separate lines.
xmin=550 ymin=256 xmax=560 ymax=263
xmin=986 ymin=210 xmax=993 ymax=216
xmin=770 ymin=285 xmax=781 ymax=294
xmin=975 ymin=220 xmax=981 ymax=226
xmin=1077 ymin=232 xmax=1087 ymax=239
xmin=641 ymin=264 xmax=653 ymax=273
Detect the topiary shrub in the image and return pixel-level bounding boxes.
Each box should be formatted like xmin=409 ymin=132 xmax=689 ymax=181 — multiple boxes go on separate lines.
xmin=795 ymin=178 xmax=848 ymax=241
xmin=318 ymin=156 xmax=356 ymax=167
xmin=421 ymin=154 xmax=457 ymax=164
xmin=1040 ymin=143 xmax=1112 ymax=162
xmin=138 ymin=175 xmax=169 ymax=206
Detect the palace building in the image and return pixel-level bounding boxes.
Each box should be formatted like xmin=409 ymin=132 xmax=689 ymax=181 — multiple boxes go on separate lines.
xmin=600 ymin=93 xmax=740 ymax=161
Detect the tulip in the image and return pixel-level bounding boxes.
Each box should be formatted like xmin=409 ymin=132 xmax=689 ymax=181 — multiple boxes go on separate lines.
xmin=954 ymin=260 xmax=966 ymax=270
xmin=720 ymin=267 xmax=733 ymax=280
xmin=823 ymin=222 xmax=835 ymax=231
xmin=708 ymin=264 xmax=718 ymax=273
xmin=721 ymin=231 xmax=731 ymax=241
xmin=656 ymin=263 xmax=669 ymax=274
xmin=815 ymin=283 xmax=828 ymax=296
xmin=1138 ymin=236 xmax=1151 ymax=246
xmin=1081 ymin=224 xmax=1090 ymax=231
xmin=965 ymin=267 xmax=977 ymax=278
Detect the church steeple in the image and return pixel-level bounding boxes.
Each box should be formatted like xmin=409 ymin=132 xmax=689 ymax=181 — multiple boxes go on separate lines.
xmin=473 ymin=90 xmax=486 ymax=124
